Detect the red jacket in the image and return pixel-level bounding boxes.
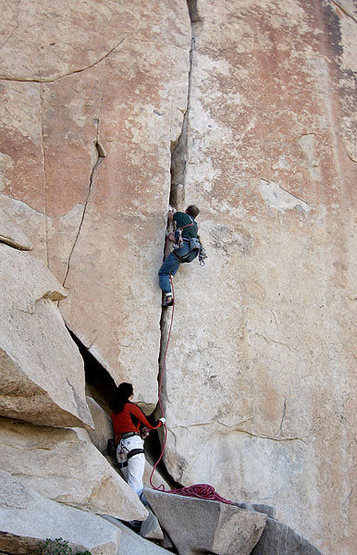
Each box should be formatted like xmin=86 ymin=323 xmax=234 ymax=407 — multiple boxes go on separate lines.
xmin=111 ymin=402 xmax=162 ymax=442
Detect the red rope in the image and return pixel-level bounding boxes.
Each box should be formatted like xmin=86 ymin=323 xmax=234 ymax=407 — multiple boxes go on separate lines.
xmin=149 ymin=241 xmax=232 ymax=505
xmin=167 ymin=484 xmax=233 ymax=505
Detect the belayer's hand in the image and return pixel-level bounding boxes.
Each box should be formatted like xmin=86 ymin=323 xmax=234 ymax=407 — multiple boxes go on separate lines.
xmin=159 ymin=417 xmax=167 ymax=425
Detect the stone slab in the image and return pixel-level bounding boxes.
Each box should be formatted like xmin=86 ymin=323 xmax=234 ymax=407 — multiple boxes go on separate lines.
xmin=0 ymin=470 xmax=121 ymax=555
xmin=0 ymin=417 xmax=147 ymax=522
xmin=144 ymin=488 xmax=266 ymax=555
xmin=0 ymin=244 xmax=93 ymax=428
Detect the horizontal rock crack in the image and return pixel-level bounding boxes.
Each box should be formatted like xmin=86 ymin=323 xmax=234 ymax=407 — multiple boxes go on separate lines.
xmin=0 ymin=36 xmax=127 ymax=83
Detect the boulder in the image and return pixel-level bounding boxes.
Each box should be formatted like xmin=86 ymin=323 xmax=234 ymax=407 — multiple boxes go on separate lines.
xmin=0 ymin=244 xmax=93 ymax=428
xmin=0 ymin=470 xmax=121 ymax=555
xmin=101 ymin=515 xmax=170 ymax=555
xmin=252 ymin=516 xmax=321 ymax=554
xmin=87 ymin=396 xmax=113 ymax=452
xmin=144 ymin=488 xmax=266 ymax=555
xmin=0 ymin=417 xmax=147 ymax=522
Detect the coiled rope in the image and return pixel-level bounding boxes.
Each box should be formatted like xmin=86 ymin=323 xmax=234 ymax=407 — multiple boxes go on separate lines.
xmin=149 ymin=274 xmax=233 ymax=505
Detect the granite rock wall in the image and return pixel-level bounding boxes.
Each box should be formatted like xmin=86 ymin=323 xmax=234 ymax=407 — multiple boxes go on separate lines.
xmin=0 ymin=1 xmax=356 ymax=553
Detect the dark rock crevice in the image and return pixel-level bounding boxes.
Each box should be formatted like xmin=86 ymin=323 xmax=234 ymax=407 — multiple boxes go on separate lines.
xmin=330 ymin=0 xmax=357 ymax=24
xmin=169 ymin=0 xmax=201 ymax=210
xmin=68 ymin=330 xmax=179 ymax=488
xmin=153 ymin=0 xmax=200 ymax=490
xmin=68 ymin=329 xmax=116 ymax=411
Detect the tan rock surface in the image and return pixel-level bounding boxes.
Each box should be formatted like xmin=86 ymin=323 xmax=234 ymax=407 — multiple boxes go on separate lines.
xmin=0 ymin=244 xmax=93 ymax=428
xmin=0 ymin=194 xmax=48 ymax=259
xmin=0 ymin=470 xmax=121 ymax=555
xmin=0 ymin=0 xmax=356 ymax=553
xmin=0 ymin=0 xmax=192 ymax=406
xmin=162 ymin=1 xmax=357 ymax=553
xmin=0 ymin=417 xmax=147 ymax=521
xmin=0 ymin=196 xmax=33 ymax=250
xmin=87 ymin=396 xmax=113 ymax=453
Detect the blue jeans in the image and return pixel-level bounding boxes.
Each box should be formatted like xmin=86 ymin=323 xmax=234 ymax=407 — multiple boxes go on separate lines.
xmin=158 ymin=252 xmax=181 ymax=294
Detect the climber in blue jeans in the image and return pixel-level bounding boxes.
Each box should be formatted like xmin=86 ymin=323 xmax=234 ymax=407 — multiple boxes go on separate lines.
xmin=158 ymin=205 xmax=200 ymax=306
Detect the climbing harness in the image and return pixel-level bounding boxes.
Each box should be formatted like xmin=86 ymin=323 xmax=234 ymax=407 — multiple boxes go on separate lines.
xmin=149 ymin=276 xmax=233 ymax=505
xmin=173 ymin=213 xmax=196 ymax=246
xmin=117 ymin=438 xmax=145 ymax=469
xmin=172 ymin=215 xmax=201 ymax=263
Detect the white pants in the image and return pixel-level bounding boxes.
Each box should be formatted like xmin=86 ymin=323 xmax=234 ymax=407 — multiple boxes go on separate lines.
xmin=116 ymin=435 xmax=145 ymax=497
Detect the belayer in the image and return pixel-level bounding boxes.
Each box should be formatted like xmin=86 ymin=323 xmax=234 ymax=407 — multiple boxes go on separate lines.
xmin=110 ymin=382 xmax=166 ymax=502
xmin=158 ymin=204 xmax=205 ymax=306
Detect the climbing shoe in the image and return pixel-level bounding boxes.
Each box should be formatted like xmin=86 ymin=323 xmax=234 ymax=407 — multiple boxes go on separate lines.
xmin=163 ymin=293 xmax=174 ymax=307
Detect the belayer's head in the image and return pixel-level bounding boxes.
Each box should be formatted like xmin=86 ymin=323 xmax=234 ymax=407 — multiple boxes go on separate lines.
xmin=185 ymin=205 xmax=200 ymax=219
xmin=110 ymin=382 xmax=134 ymax=413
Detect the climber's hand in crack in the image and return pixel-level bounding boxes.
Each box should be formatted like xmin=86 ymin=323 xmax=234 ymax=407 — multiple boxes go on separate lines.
xmin=159 ymin=417 xmax=167 ymax=426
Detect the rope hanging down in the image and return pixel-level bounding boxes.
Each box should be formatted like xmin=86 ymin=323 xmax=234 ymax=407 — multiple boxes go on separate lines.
xmin=149 ymin=276 xmax=233 ymax=505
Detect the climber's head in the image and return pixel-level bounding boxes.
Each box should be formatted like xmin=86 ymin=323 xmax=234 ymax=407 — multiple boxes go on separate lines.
xmin=110 ymin=382 xmax=134 ymax=413
xmin=118 ymin=382 xmax=133 ymax=399
xmin=185 ymin=205 xmax=200 ymax=219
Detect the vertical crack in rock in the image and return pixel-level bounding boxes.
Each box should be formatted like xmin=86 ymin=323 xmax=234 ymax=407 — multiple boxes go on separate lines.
xmin=39 ymin=83 xmax=50 ymax=268
xmin=278 ymin=398 xmax=287 ymax=436
xmin=154 ymin=0 xmax=200 ymax=486
xmin=62 ymin=120 xmax=105 ymax=287
xmin=169 ymin=0 xmax=200 ymax=210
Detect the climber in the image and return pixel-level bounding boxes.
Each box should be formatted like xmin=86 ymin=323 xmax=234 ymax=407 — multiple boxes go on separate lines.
xmin=110 ymin=382 xmax=166 ymax=502
xmin=158 ymin=204 xmax=201 ymax=306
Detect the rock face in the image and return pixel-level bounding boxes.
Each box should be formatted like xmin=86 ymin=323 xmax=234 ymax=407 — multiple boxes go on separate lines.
xmin=0 ymin=417 xmax=147 ymax=521
xmin=0 ymin=470 xmax=121 ymax=555
xmin=161 ymin=1 xmax=357 ymax=552
xmin=0 ymin=0 xmax=356 ymax=553
xmin=0 ymin=244 xmax=93 ymax=428
xmin=0 ymin=0 xmax=191 ymax=407
xmin=144 ymin=488 xmax=266 ymax=555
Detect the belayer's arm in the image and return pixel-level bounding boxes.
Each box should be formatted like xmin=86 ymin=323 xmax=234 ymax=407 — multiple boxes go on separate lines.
xmin=130 ymin=403 xmax=162 ymax=430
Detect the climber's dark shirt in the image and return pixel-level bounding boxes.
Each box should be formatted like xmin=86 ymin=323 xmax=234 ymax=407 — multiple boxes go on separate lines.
xmin=173 ymin=212 xmax=198 ymax=239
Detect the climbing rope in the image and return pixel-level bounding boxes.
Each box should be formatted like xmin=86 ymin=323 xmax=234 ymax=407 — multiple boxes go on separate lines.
xmin=149 ymin=274 xmax=233 ymax=505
